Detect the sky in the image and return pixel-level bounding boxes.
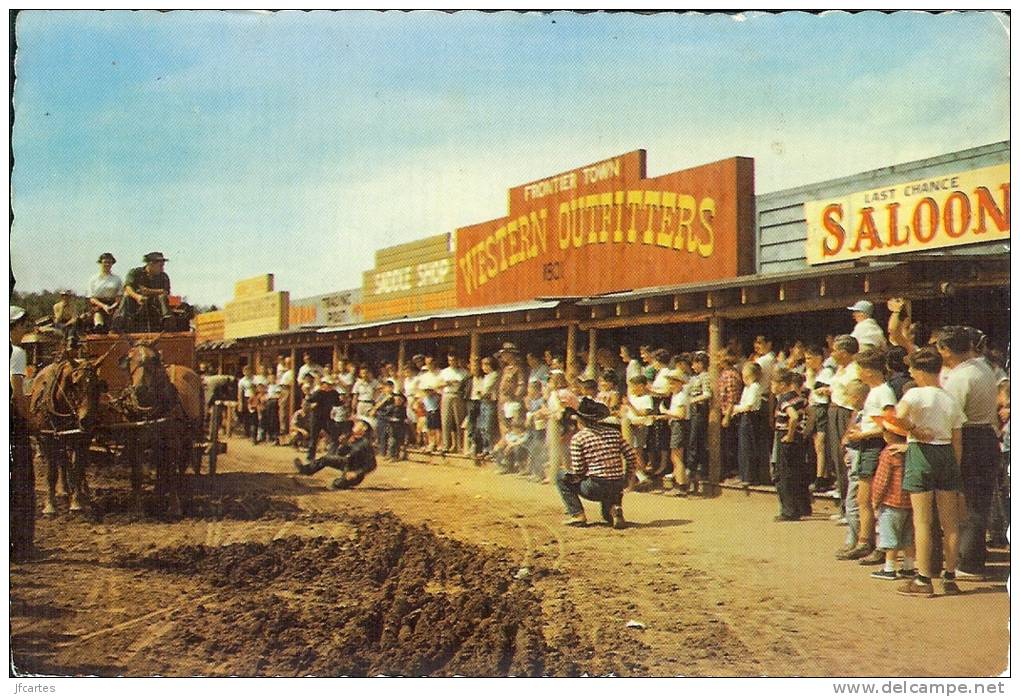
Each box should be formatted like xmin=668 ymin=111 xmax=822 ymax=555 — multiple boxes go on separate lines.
xmin=10 ymin=10 xmax=1010 ymax=307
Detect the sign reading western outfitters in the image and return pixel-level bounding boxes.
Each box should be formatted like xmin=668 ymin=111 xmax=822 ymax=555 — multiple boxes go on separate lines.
xmin=455 ymin=151 xmax=755 ymax=307
xmin=804 ymin=163 xmax=1010 ymax=265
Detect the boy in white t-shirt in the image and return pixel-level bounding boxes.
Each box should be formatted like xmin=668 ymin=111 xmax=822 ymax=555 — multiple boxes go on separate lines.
xmin=625 ymin=375 xmax=653 ymax=482
xmin=839 ymin=348 xmax=898 ymax=561
xmin=733 ymin=362 xmax=764 ymax=485
xmin=893 ymin=347 xmax=965 ymax=598
xmin=660 ymin=370 xmax=690 ymax=496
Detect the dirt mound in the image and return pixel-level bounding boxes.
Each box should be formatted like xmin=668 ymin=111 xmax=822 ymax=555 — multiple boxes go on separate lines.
xmin=86 ymin=488 xmax=300 ymax=522
xmin=117 ymin=512 xmax=632 ymax=676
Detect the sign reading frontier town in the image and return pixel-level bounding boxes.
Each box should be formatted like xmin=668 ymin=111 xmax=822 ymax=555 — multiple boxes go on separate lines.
xmin=455 ymin=150 xmax=756 ymax=306
xmin=804 ymin=163 xmax=1010 ymax=265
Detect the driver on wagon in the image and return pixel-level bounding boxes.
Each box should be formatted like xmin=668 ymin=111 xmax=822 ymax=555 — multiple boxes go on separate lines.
xmin=117 ymin=251 xmax=172 ymax=332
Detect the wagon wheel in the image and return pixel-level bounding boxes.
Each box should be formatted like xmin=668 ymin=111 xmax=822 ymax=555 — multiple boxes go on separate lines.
xmin=208 ymin=402 xmax=223 ymax=476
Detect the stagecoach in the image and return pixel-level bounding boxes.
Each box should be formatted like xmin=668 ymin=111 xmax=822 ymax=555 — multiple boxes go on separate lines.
xmin=24 ymin=328 xmax=226 ymax=512
xmin=84 ymin=330 xmax=225 ymax=475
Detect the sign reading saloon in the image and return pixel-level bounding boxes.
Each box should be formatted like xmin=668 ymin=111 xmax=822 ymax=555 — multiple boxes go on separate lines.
xmin=455 ymin=151 xmax=755 ymax=307
xmin=804 ymin=163 xmax=1010 ymax=265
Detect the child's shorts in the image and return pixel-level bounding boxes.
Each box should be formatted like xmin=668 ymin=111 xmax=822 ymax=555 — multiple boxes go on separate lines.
xmin=904 ymin=442 xmax=962 ymax=492
xmin=876 ymin=505 xmax=914 ymax=550
xmin=629 ymin=424 xmax=649 ymax=449
xmin=426 ymin=409 xmax=442 ymax=430
xmin=812 ymin=404 xmax=828 ymax=434
xmin=857 ymin=442 xmax=885 ymax=479
xmin=669 ymin=420 xmax=689 ymax=449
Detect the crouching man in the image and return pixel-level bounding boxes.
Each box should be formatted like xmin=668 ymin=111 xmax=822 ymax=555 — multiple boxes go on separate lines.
xmin=295 ymin=415 xmax=377 ymax=490
xmin=557 ymin=397 xmax=637 ymax=529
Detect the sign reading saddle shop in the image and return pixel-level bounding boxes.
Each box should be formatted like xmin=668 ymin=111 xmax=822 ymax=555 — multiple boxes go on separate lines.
xmin=804 ymin=163 xmax=1010 ymax=265
xmin=455 ymin=151 xmax=755 ymax=307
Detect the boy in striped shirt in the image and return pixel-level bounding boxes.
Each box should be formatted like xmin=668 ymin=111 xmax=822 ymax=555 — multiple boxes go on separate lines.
xmin=772 ymin=369 xmax=810 ymax=521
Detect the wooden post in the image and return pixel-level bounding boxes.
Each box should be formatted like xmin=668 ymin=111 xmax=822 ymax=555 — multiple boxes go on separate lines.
xmin=331 ymin=341 xmax=341 ymax=374
xmin=469 ymin=331 xmax=480 ymax=364
xmin=707 ymin=315 xmax=723 ymax=497
xmin=587 ymin=327 xmax=597 ymax=376
xmin=566 ymin=323 xmax=578 ymax=380
xmin=289 ymin=347 xmax=298 ymax=418
xmin=217 ymin=354 xmax=224 ymax=375
xmin=397 ymin=339 xmax=407 ymax=369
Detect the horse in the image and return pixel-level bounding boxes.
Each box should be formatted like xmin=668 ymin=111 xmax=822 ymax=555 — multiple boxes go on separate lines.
xmin=114 ymin=341 xmax=195 ymax=516
xmin=28 ymin=354 xmax=104 ymax=515
xmin=165 ymin=363 xmax=204 ymax=476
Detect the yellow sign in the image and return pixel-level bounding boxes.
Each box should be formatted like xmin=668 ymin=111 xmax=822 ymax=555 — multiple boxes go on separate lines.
xmin=224 ymin=291 xmax=289 ymax=339
xmin=195 ymin=310 xmax=225 ymax=343
xmin=805 ymin=164 xmax=1009 ymax=264
xmin=234 ymin=274 xmax=274 ymax=299
xmin=361 ymin=233 xmax=456 ymax=320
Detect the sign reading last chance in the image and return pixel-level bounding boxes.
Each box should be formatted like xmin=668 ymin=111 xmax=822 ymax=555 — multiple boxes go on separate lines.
xmin=804 ymin=163 xmax=1010 ymax=265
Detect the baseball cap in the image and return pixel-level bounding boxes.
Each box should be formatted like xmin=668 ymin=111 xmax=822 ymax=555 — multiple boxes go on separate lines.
xmin=847 ymin=300 xmax=874 ymax=316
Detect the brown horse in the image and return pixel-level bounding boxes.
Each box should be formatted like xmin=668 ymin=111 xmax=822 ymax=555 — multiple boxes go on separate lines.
xmin=165 ymin=363 xmax=203 ymax=475
xmin=28 ymin=356 xmax=103 ymax=515
xmin=115 ymin=340 xmax=191 ymax=514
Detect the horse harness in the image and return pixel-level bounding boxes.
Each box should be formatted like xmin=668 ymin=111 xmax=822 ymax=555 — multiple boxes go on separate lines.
xmin=34 ymin=359 xmax=95 ymax=437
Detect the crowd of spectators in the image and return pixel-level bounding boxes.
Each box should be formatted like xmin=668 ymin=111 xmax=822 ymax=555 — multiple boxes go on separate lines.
xmin=208 ymin=297 xmax=1009 ymax=596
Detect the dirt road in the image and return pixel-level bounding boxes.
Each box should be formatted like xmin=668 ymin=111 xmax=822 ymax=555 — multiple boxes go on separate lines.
xmin=10 ymin=437 xmax=1009 ymax=676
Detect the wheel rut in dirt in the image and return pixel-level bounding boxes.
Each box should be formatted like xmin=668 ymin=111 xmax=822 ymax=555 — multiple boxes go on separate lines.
xmin=85 ymin=488 xmax=302 ymax=522
xmin=114 ymin=511 xmax=641 ymax=676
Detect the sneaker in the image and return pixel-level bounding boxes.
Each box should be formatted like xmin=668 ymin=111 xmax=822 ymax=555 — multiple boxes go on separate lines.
xmin=610 ymin=505 xmax=625 ymax=530
xmin=836 ymin=543 xmax=874 ymax=561
xmin=942 ymin=579 xmax=963 ymax=596
xmin=896 ymin=569 xmax=917 ymax=579
xmin=562 ymin=514 xmax=587 ymax=527
xmin=954 ymin=569 xmax=985 ymax=582
xmin=870 ymin=569 xmax=898 ymax=581
xmin=897 ymin=579 xmax=935 ymax=598
xmin=858 ymin=549 xmax=886 ymax=566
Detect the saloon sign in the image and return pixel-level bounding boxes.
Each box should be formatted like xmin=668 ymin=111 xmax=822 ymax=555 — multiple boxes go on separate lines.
xmin=805 ymin=163 xmax=1010 ymax=265
xmin=455 ymin=151 xmax=755 ymax=307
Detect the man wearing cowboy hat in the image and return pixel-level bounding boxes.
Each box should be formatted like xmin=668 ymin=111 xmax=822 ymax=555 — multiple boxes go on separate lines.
xmin=119 ymin=251 xmax=173 ymax=332
xmin=87 ymin=252 xmax=123 ymax=333
xmin=51 ymin=289 xmax=79 ymax=338
xmin=558 ymin=397 xmax=638 ymax=529
xmin=294 ymin=415 xmax=378 ymax=490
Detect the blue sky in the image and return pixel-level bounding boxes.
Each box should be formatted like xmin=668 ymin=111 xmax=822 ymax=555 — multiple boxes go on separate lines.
xmin=11 ymin=10 xmax=1009 ymax=306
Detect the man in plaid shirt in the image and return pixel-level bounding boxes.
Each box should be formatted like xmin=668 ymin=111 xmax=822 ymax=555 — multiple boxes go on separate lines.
xmin=558 ymin=397 xmax=638 ymax=529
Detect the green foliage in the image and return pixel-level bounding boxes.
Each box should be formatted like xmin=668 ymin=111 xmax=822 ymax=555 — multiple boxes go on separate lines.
xmin=11 ymin=289 xmax=77 ymax=323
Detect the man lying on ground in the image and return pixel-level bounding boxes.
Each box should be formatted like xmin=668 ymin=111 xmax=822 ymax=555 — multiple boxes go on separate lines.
xmin=295 ymin=415 xmax=378 ymax=490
